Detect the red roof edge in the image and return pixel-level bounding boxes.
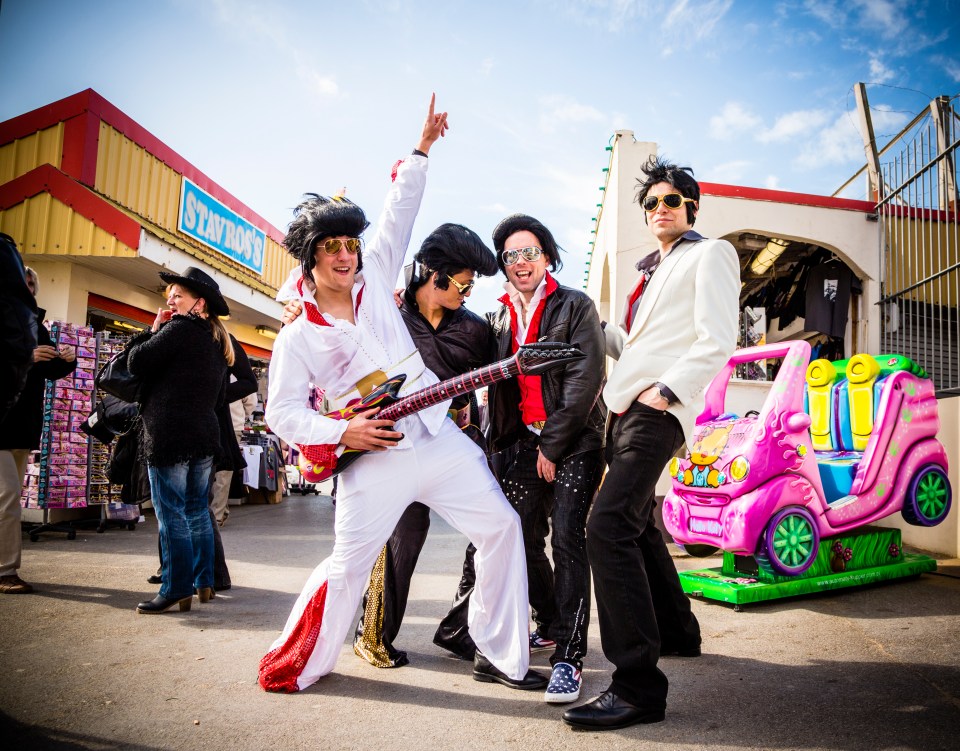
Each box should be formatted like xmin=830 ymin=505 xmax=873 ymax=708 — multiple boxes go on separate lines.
xmin=0 ymin=164 xmax=142 ymax=250
xmin=1 ymin=89 xmax=285 ymax=245
xmin=700 ymin=182 xmax=876 ymax=213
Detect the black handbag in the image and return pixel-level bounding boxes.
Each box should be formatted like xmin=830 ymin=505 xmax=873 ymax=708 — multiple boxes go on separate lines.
xmin=80 ymin=394 xmax=139 ymax=444
xmin=95 ymin=345 xmax=143 ymax=404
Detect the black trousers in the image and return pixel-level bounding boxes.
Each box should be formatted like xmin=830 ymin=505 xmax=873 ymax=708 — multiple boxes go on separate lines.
xmin=500 ymin=434 xmax=603 ymax=670
xmin=354 ymin=501 xmax=477 ymax=663
xmin=587 ymin=402 xmax=700 ymax=708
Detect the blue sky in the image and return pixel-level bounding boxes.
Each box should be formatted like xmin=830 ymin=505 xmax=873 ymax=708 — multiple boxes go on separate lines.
xmin=2 ymin=0 xmax=958 ymax=314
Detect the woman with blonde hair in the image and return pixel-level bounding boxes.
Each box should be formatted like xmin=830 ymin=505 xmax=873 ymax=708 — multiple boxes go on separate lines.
xmin=127 ymin=267 xmax=230 ymax=613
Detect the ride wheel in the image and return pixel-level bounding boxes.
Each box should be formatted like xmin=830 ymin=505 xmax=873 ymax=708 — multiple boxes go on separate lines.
xmin=902 ymin=465 xmax=952 ymax=527
xmin=755 ymin=506 xmax=819 ymax=576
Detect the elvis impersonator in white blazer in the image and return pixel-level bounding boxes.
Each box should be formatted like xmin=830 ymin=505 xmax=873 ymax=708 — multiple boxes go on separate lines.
xmin=258 ymin=100 xmax=543 ymax=693
xmin=563 ymin=156 xmax=741 ymax=731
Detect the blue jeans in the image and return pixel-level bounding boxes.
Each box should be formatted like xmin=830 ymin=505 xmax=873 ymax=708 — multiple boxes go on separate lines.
xmin=149 ymin=457 xmax=215 ymax=599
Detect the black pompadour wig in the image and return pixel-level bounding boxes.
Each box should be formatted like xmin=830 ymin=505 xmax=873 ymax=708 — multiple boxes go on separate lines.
xmin=490 ymin=213 xmax=564 ymax=275
xmin=283 ymin=193 xmax=370 ymax=279
xmin=634 ymin=155 xmax=700 ymax=226
xmin=411 ymin=223 xmax=499 ymax=292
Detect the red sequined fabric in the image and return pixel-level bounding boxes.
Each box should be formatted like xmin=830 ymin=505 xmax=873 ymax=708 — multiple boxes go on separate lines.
xmin=258 ymin=581 xmax=329 ymax=693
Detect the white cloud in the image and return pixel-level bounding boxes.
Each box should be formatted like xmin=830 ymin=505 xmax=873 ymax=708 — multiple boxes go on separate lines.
xmin=853 ymin=0 xmax=902 ymax=39
xmin=553 ymin=0 xmax=645 ymax=33
xmin=791 ymin=103 xmax=911 ymax=173
xmin=210 ymin=0 xmax=340 ymax=99
xmin=709 ymin=102 xmax=762 ymax=140
xmin=802 ymin=0 xmax=841 ymax=28
xmin=758 ymin=109 xmax=831 ymax=143
xmin=479 ymin=58 xmax=494 ymax=76
xmin=663 ymin=0 xmax=734 ymax=42
xmin=794 ymin=113 xmax=863 ymax=169
xmin=868 ymin=56 xmax=894 ymax=83
xmin=709 ymin=160 xmax=752 ymax=183
xmin=764 ymin=175 xmax=781 ymax=190
xmin=801 ymin=0 xmax=948 ymax=56
xmin=479 ymin=202 xmax=510 ymax=214
xmin=538 ymin=95 xmax=605 ymax=134
xmin=869 ymin=104 xmax=911 ymax=137
xmin=934 ymin=55 xmax=960 ymax=84
xmin=297 ymin=66 xmax=339 ymax=98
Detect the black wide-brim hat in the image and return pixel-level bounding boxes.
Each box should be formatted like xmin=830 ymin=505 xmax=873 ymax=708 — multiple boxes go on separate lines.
xmin=158 ymin=266 xmax=230 ymax=317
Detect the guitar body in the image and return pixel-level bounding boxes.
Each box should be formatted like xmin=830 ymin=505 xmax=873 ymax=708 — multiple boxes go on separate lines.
xmin=294 ymin=343 xmax=583 ymax=483
xmin=297 ymin=375 xmax=407 ymax=482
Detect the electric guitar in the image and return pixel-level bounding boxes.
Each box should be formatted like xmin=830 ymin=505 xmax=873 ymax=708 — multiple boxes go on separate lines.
xmin=296 ymin=342 xmax=584 ymax=482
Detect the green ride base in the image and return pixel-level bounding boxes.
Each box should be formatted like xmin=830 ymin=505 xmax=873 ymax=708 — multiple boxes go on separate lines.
xmin=679 ymin=526 xmax=938 ymax=609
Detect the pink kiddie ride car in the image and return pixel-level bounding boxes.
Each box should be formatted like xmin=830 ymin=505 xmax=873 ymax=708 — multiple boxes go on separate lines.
xmin=661 ymin=340 xmax=952 ymax=576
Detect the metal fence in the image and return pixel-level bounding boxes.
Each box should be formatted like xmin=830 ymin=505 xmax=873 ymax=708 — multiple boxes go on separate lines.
xmin=878 ymin=96 xmax=960 ymax=396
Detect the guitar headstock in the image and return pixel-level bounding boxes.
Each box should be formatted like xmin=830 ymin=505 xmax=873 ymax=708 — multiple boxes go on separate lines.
xmin=515 ymin=342 xmax=586 ymax=375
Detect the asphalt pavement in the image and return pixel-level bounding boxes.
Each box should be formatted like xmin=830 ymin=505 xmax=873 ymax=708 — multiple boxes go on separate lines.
xmin=1 ymin=491 xmax=958 ymax=751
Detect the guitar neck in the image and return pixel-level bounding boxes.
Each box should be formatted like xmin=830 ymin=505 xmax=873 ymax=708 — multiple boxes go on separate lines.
xmin=379 ymin=356 xmax=520 ymax=421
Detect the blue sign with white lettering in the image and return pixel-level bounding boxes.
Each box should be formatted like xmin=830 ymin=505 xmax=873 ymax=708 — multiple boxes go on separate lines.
xmin=178 ymin=178 xmax=265 ymax=275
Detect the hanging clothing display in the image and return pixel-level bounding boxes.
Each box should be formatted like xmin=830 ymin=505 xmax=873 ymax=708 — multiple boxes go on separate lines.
xmin=804 ymin=259 xmax=862 ymax=338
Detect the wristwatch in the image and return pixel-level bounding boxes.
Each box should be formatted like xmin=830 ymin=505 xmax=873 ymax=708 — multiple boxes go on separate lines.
xmin=653 ymin=382 xmax=673 ymax=405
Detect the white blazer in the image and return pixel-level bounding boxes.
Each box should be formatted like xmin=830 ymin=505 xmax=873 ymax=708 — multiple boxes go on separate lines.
xmin=602 ymin=235 xmax=741 ymax=447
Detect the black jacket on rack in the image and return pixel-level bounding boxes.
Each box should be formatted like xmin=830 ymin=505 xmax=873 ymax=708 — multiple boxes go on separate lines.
xmin=0 ymin=311 xmax=78 ymax=451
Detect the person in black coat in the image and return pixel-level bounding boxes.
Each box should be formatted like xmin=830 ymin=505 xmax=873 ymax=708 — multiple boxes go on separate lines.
xmin=0 ymin=233 xmax=38 ymax=423
xmin=146 ymin=334 xmax=256 ymax=592
xmin=0 ymin=267 xmax=77 ymax=594
xmin=127 ymin=267 xmax=229 ymax=614
xmin=485 ymin=214 xmax=606 ymax=704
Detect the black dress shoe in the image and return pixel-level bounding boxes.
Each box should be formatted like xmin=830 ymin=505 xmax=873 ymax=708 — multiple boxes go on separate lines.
xmin=562 ymin=690 xmax=665 ymax=730
xmin=433 ymin=635 xmax=477 ymax=661
xmin=136 ymin=594 xmax=193 ymax=614
xmin=147 ymin=574 xmax=163 ymax=584
xmin=473 ymin=653 xmax=548 ymax=690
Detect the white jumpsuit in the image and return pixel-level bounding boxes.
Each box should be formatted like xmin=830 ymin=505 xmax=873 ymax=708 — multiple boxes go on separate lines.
xmin=260 ymin=155 xmax=530 ymax=692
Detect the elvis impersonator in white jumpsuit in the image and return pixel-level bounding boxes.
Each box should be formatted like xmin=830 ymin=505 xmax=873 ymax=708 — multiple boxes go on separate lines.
xmin=258 ymin=108 xmax=536 ymax=693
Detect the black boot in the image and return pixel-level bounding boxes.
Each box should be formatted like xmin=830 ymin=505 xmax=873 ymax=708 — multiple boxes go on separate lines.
xmin=136 ymin=594 xmax=192 ymax=614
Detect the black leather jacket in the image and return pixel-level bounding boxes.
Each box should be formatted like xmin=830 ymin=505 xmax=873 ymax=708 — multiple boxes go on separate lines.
xmin=487 ymin=280 xmax=606 ymax=463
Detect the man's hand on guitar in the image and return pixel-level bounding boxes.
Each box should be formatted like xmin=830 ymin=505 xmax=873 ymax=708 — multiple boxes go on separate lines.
xmin=341 ymin=408 xmax=403 ymax=451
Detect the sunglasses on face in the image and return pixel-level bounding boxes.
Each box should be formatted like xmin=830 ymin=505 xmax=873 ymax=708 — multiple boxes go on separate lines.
xmin=446 ymin=275 xmax=475 ymax=294
xmin=501 ymin=246 xmax=543 ymax=266
xmin=641 ymin=193 xmax=697 ymax=212
xmin=320 ymin=237 xmax=362 ymax=255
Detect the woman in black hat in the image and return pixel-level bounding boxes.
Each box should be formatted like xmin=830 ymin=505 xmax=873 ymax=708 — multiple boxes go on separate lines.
xmin=126 ymin=267 xmax=231 ymax=613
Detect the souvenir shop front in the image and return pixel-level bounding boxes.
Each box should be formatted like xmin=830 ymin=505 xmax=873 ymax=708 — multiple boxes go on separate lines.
xmin=0 ymin=89 xmax=297 ymax=527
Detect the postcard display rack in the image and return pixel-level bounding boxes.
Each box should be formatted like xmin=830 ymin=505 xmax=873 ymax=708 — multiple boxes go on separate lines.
xmin=88 ymin=332 xmax=139 ymax=531
xmin=20 ymin=325 xmax=133 ymax=540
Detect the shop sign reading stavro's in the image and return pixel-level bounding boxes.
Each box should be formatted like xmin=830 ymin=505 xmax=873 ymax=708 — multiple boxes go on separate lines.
xmin=178 ymin=178 xmax=266 ymax=275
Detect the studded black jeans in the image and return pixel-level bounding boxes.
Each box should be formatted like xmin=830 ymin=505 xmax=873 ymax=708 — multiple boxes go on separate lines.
xmin=499 ymin=432 xmax=603 ymax=670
